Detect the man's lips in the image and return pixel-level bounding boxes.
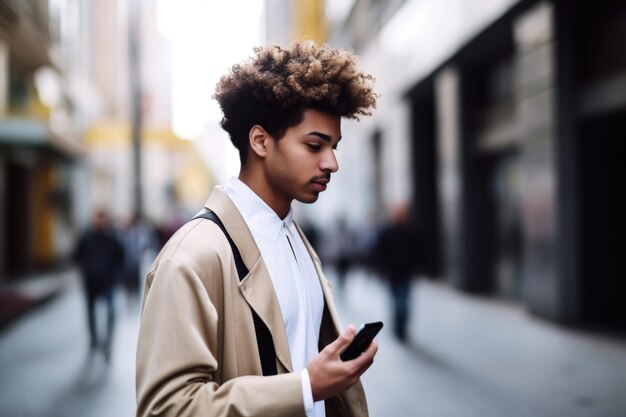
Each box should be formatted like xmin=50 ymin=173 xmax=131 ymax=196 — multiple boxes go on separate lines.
xmin=311 ymin=176 xmax=330 ymax=191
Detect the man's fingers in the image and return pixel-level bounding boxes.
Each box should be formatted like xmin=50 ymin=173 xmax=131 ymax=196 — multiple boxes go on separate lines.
xmin=361 ymin=339 xmax=378 ymax=362
xmin=350 ymin=339 xmax=378 ymax=374
xmin=326 ymin=325 xmax=356 ymax=354
xmin=365 ymin=339 xmax=378 ymax=356
xmin=350 ymin=338 xmax=377 ymax=363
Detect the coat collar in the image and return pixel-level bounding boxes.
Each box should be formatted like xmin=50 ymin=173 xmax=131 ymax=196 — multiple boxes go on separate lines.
xmin=224 ymin=177 xmax=295 ymax=242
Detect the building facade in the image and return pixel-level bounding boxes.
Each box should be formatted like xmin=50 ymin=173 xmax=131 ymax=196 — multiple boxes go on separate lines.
xmin=0 ymin=0 xmax=88 ymax=279
xmin=0 ymin=0 xmax=212 ymax=281
xmin=83 ymin=0 xmax=212 ymax=229
xmin=328 ymin=0 xmax=625 ymax=330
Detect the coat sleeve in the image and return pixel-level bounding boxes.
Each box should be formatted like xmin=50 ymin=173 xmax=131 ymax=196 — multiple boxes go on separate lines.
xmin=136 ymin=256 xmax=306 ymax=417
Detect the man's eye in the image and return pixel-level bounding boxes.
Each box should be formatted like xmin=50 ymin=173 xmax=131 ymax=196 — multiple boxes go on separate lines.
xmin=306 ymin=143 xmax=321 ymax=151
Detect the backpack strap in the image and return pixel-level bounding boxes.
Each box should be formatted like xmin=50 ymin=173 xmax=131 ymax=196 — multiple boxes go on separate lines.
xmin=193 ymin=210 xmax=278 ymax=376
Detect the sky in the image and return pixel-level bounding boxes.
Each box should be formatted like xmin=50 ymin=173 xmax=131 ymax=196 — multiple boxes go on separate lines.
xmin=156 ymin=0 xmax=265 ymax=140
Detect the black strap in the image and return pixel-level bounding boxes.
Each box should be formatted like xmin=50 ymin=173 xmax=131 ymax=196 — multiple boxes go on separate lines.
xmin=193 ymin=210 xmax=278 ymax=376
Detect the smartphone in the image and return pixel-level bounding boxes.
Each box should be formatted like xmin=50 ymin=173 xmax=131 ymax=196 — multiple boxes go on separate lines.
xmin=340 ymin=321 xmax=383 ymax=361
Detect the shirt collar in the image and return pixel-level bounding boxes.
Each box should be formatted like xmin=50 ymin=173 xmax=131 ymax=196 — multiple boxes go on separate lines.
xmin=225 ymin=177 xmax=294 ymax=241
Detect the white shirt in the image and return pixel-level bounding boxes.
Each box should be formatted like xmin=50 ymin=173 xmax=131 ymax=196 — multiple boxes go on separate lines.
xmin=225 ymin=178 xmax=326 ymax=417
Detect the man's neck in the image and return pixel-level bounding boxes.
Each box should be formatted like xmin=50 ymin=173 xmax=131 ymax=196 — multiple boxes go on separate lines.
xmin=238 ymin=169 xmax=291 ymax=220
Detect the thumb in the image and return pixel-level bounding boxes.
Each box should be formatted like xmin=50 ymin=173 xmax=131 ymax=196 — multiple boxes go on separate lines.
xmin=328 ymin=325 xmax=357 ymax=354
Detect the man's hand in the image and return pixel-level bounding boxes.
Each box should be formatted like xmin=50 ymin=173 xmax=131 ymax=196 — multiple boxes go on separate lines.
xmin=307 ymin=325 xmax=378 ymax=401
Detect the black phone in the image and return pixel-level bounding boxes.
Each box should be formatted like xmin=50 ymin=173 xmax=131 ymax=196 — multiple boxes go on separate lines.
xmin=340 ymin=321 xmax=383 ymax=361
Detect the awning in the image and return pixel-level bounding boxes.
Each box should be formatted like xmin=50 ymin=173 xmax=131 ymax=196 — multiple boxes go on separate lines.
xmin=0 ymin=118 xmax=84 ymax=162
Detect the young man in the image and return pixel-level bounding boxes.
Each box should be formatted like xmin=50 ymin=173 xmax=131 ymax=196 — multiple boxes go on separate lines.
xmin=136 ymin=42 xmax=378 ymax=417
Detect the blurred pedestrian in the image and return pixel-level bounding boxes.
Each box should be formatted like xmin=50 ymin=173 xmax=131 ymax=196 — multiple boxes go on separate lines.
xmin=376 ymin=204 xmax=419 ymax=341
xmin=334 ymin=217 xmax=355 ymax=289
xmin=73 ymin=209 xmax=124 ymax=362
xmin=353 ymin=214 xmax=379 ymax=276
xmin=121 ymin=213 xmax=158 ymax=303
xmin=299 ymin=215 xmax=321 ymax=250
xmin=157 ymin=211 xmax=187 ymax=249
xmin=136 ymin=41 xmax=378 ymax=417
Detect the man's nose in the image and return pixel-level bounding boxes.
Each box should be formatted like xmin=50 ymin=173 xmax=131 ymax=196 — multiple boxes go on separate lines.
xmin=321 ymin=149 xmax=339 ymax=173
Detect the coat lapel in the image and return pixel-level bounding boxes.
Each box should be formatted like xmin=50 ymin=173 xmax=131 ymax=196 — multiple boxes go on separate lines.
xmin=204 ymin=187 xmax=293 ymax=373
xmin=239 ymin=259 xmax=293 ymax=372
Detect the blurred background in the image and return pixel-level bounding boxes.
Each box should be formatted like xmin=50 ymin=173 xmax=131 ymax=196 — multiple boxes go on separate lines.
xmin=1 ymin=0 xmax=625 ymax=416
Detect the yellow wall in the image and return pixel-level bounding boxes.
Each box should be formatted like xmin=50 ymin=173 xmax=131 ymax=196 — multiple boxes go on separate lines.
xmin=175 ymin=150 xmax=213 ymax=206
xmin=85 ymin=122 xmax=189 ymax=149
xmin=293 ymin=0 xmax=327 ymax=43
xmin=85 ymin=121 xmax=213 ymax=212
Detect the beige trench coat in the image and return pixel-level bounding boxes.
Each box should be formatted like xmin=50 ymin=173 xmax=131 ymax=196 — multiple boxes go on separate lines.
xmin=136 ymin=187 xmax=368 ymax=417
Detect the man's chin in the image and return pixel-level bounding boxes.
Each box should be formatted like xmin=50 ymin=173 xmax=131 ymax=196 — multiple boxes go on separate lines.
xmin=296 ymin=193 xmax=320 ymax=204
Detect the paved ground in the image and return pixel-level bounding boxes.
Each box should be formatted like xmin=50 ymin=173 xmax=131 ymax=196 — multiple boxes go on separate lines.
xmin=0 ymin=270 xmax=138 ymax=417
xmin=1 ymin=268 xmax=625 ymax=417
xmin=334 ymin=270 xmax=626 ymax=417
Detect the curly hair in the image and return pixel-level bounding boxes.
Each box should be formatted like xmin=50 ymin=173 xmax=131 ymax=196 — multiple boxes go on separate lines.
xmin=213 ymin=41 xmax=377 ymax=164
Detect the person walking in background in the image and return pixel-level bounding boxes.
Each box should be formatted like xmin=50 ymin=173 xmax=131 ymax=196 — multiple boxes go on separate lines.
xmin=121 ymin=213 xmax=158 ymax=304
xmin=74 ymin=209 xmax=124 ymax=362
xmin=136 ymin=41 xmax=378 ymax=417
xmin=299 ymin=215 xmax=321 ymax=251
xmin=352 ymin=214 xmax=380 ymax=277
xmin=334 ymin=217 xmax=355 ymax=289
xmin=376 ymin=204 xmax=420 ymax=341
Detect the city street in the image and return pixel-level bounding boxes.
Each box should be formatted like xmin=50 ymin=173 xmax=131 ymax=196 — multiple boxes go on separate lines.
xmin=2 ymin=2 xmax=625 ymax=417
xmin=1 ymin=268 xmax=626 ymax=417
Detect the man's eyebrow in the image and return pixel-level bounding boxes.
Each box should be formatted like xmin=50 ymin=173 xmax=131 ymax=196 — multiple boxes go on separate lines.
xmin=306 ymin=131 xmax=342 ymax=142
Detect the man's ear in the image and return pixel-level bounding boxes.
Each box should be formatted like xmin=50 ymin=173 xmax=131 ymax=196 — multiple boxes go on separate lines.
xmin=249 ymin=125 xmax=269 ymax=158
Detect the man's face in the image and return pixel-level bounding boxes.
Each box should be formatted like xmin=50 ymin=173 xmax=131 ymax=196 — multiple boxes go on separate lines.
xmin=264 ymin=109 xmax=341 ymax=207
xmin=94 ymin=212 xmax=108 ymax=231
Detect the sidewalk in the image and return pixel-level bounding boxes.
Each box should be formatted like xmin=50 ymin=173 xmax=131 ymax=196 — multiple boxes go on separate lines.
xmin=2 ymin=266 xmax=625 ymax=416
xmin=331 ymin=269 xmax=626 ymax=417
xmin=0 ymin=267 xmax=73 ymax=331
xmin=0 ymin=270 xmax=139 ymax=417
